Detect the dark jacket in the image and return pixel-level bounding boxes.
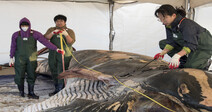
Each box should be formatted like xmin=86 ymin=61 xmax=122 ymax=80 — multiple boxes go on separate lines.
xmin=166 ymin=15 xmax=206 ymax=52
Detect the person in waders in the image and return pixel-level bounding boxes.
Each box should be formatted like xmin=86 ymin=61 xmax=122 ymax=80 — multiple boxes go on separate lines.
xmin=153 ymin=4 xmax=212 ymax=70
xmin=9 ymin=17 xmax=64 ymax=99
xmin=44 ymin=15 xmax=75 ymax=96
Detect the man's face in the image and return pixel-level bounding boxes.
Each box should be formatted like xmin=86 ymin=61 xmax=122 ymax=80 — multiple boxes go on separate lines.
xmin=158 ymin=13 xmax=176 ymax=26
xmin=55 ymin=19 xmax=66 ymax=28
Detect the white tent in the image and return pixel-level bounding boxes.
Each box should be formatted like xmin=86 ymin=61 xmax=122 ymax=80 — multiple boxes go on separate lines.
xmin=1 ymin=0 xmax=211 ymax=8
xmin=0 ymin=0 xmax=212 ymax=64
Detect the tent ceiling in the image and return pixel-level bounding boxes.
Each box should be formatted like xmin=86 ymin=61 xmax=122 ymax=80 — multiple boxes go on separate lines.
xmin=114 ymin=0 xmax=212 ymax=8
xmin=0 ymin=0 xmax=211 ymax=8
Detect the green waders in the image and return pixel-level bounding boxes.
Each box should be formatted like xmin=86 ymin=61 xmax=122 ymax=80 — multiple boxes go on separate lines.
xmin=159 ymin=30 xmax=212 ymax=69
xmin=14 ymin=31 xmax=39 ymax=99
xmin=48 ymin=34 xmax=72 ymax=95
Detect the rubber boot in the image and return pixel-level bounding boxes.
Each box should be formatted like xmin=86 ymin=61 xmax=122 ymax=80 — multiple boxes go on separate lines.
xmin=179 ymin=56 xmax=187 ymax=68
xmin=49 ymin=84 xmax=58 ymax=96
xmin=49 ymin=83 xmax=64 ymax=96
xmin=18 ymin=85 xmax=25 ymax=97
xmin=57 ymin=83 xmax=64 ymax=92
xmin=28 ymin=84 xmax=39 ymax=99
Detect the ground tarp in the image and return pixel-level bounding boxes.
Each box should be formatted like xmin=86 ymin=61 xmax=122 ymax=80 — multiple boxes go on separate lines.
xmin=0 ymin=67 xmax=54 ymax=112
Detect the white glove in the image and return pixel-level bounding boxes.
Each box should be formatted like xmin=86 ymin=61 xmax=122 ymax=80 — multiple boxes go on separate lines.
xmin=169 ymin=54 xmax=181 ymax=69
xmin=62 ymin=30 xmax=69 ymax=36
xmin=9 ymin=58 xmax=14 ymax=67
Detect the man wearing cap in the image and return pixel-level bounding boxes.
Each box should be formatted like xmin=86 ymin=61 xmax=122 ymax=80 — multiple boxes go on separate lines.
xmin=44 ymin=14 xmax=75 ymax=96
xmin=9 ymin=17 xmax=64 ymax=99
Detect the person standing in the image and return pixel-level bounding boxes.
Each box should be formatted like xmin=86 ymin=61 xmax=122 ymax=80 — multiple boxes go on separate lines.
xmin=9 ymin=17 xmax=63 ymax=99
xmin=44 ymin=14 xmax=75 ymax=96
xmin=154 ymin=4 xmax=212 ymax=70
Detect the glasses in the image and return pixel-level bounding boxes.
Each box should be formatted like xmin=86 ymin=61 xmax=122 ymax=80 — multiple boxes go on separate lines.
xmin=158 ymin=18 xmax=165 ymax=22
xmin=157 ymin=16 xmax=168 ymax=22
xmin=158 ymin=18 xmax=162 ymax=22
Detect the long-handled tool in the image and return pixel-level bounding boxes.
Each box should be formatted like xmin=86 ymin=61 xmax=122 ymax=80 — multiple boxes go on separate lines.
xmin=121 ymin=58 xmax=156 ymax=77
xmin=60 ymin=33 xmax=66 ymax=86
xmin=140 ymin=58 xmax=156 ymax=69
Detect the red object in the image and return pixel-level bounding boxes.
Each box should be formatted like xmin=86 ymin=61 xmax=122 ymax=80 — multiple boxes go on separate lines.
xmin=57 ymin=49 xmax=65 ymax=55
xmin=154 ymin=53 xmax=164 ymax=60
xmin=168 ymin=62 xmax=179 ymax=69
xmin=10 ymin=64 xmax=14 ymax=67
xmin=53 ymin=30 xmax=63 ymax=35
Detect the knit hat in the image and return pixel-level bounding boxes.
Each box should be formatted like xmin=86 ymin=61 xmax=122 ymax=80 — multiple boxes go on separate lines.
xmin=20 ymin=22 xmax=29 ymax=26
xmin=54 ymin=14 xmax=67 ymax=22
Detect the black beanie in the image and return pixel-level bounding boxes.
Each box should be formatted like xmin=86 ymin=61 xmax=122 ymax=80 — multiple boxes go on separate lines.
xmin=54 ymin=14 xmax=67 ymax=22
xmin=20 ymin=22 xmax=29 ymax=26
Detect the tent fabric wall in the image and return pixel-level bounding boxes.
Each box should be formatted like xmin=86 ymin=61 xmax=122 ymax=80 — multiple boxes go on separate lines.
xmin=113 ymin=2 xmax=212 ymax=62
xmin=0 ymin=1 xmax=109 ymax=64
xmin=0 ymin=0 xmax=212 ymax=8
xmin=134 ymin=0 xmax=212 ymax=8
xmin=190 ymin=0 xmax=212 ymax=8
xmin=129 ymin=0 xmax=185 ymax=8
xmin=113 ymin=3 xmax=168 ymax=60
xmin=0 ymin=1 xmax=211 ymax=64
xmin=195 ymin=3 xmax=212 ymax=32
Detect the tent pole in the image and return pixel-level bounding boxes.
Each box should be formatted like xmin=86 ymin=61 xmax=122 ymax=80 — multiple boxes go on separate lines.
xmin=109 ymin=0 xmax=115 ymax=51
xmin=185 ymin=0 xmax=189 ymax=18
xmin=185 ymin=0 xmax=193 ymax=20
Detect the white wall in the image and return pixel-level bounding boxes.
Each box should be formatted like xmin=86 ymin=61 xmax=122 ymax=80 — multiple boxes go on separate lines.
xmin=0 ymin=1 xmax=109 ymax=64
xmin=0 ymin=1 xmax=212 ymax=65
xmin=195 ymin=3 xmax=212 ymax=34
xmin=113 ymin=3 xmax=212 ymax=62
xmin=113 ymin=3 xmax=169 ymax=60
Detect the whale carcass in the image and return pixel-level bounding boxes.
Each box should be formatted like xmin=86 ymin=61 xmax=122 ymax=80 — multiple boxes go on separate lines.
xmin=25 ymin=50 xmax=212 ymax=112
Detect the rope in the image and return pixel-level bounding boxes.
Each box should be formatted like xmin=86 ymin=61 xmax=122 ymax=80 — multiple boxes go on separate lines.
xmin=60 ymin=33 xmax=66 ymax=85
xmin=112 ymin=75 xmax=175 ymax=112
xmin=61 ymin=38 xmax=176 ymax=112
xmin=60 ymin=33 xmax=65 ymax=72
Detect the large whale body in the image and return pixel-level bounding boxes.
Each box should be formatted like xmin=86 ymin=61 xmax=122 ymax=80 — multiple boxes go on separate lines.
xmin=25 ymin=50 xmax=212 ymax=112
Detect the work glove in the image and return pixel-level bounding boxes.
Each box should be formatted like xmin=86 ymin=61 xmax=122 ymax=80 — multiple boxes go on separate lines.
xmin=9 ymin=58 xmax=14 ymax=67
xmin=57 ymin=49 xmax=65 ymax=55
xmin=169 ymin=54 xmax=181 ymax=69
xmin=62 ymin=30 xmax=69 ymax=36
xmin=154 ymin=53 xmax=164 ymax=60
xmin=52 ymin=29 xmax=62 ymax=35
